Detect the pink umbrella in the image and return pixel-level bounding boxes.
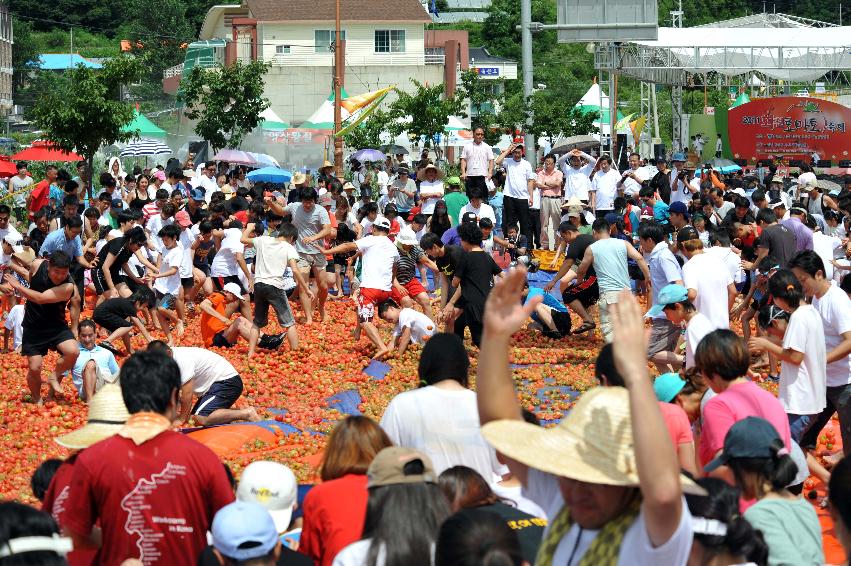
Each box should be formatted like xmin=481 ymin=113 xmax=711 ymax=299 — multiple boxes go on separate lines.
xmin=212 ymin=149 xmax=257 ymax=166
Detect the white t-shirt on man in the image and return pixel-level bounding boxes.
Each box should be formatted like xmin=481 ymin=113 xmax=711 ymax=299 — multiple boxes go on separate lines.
xmin=813 ymin=285 xmax=851 ymax=388
xmin=210 ymin=228 xmax=244 ymax=277
xmin=4 ymin=303 xmax=23 ymax=350
xmin=780 ymin=304 xmax=827 ymax=415
xmin=591 ymin=168 xmax=621 ymax=211
xmin=355 ymin=235 xmax=399 ymax=291
xmin=685 ymin=311 xmax=715 ymax=369
xmin=172 ymin=346 xmax=238 ymax=395
xmin=252 ymin=236 xmax=299 ymax=289
xmin=459 ymin=202 xmax=496 ymax=224
xmin=393 ymin=308 xmax=435 ymax=344
xmin=682 ymin=252 xmax=733 ymax=330
xmin=502 ymin=158 xmax=536 ymax=200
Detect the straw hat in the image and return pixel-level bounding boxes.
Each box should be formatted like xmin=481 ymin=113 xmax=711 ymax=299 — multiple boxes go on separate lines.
xmin=55 ymin=384 xmax=130 ymax=449
xmin=292 ymin=172 xmax=308 ymax=186
xmin=482 ymin=387 xmax=701 ymax=491
xmin=421 ymin=163 xmax=445 ymax=180
xmin=321 ymin=160 xmax=334 ymax=170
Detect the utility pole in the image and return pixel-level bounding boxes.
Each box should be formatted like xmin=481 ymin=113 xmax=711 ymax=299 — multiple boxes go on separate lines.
xmin=333 ymin=0 xmax=344 ymax=176
xmin=520 ymin=0 xmax=536 ymax=166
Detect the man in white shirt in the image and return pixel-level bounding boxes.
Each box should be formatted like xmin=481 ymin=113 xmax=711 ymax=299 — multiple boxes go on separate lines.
xmin=668 ymin=153 xmax=692 ymax=206
xmin=616 ymin=152 xmax=647 ymax=198
xmin=679 ymin=226 xmax=736 ymax=329
xmin=459 ymin=187 xmax=496 ymax=225
xmin=495 ymin=143 xmax=535 ymax=243
xmin=693 ymin=133 xmax=706 ymax=156
xmin=197 ymin=162 xmax=219 ymax=204
xmin=460 ymin=127 xmax=493 ymax=200
xmin=557 ymin=149 xmax=596 ymax=203
xmin=714 ymin=134 xmax=723 ymax=158
xmin=418 ymin=164 xmax=445 ymax=216
xmin=325 ymin=217 xmax=400 ymax=359
xmin=590 ymin=154 xmax=621 ymax=217
xmin=378 ymin=301 xmax=435 ymax=356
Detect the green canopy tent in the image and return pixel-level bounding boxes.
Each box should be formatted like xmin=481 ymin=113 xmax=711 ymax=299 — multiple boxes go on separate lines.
xmin=730 ymin=92 xmax=751 ymax=109
xmin=122 ymin=110 xmax=167 ymax=139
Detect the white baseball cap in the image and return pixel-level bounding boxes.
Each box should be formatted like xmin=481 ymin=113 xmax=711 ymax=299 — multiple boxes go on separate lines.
xmin=236 ymin=461 xmax=298 ymax=534
xmin=3 ymin=234 xmax=22 ymax=254
xmin=222 ymin=282 xmax=243 ymax=297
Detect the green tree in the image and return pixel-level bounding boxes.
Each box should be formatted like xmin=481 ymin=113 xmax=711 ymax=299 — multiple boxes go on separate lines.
xmin=343 ymin=108 xmax=389 ymax=150
xmin=30 ymin=56 xmax=143 ymax=199
xmin=11 ymin=18 xmax=40 ymax=98
xmin=388 ymin=80 xmax=465 ymax=149
xmin=526 ymin=91 xmax=598 ymax=140
xmin=180 ymin=60 xmax=271 ymax=151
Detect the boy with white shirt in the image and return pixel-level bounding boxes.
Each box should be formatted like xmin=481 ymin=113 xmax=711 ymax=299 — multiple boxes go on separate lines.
xmin=458 ymin=187 xmax=496 ymax=225
xmin=378 ymin=300 xmax=435 ymax=355
xmin=151 ymin=224 xmax=184 ymax=345
xmin=589 ymin=155 xmax=621 ymax=218
xmin=678 ymin=226 xmax=736 ymax=330
xmin=3 ymin=302 xmax=23 ymax=352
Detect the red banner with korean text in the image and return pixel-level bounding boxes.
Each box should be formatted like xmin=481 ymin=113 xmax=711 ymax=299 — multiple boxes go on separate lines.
xmin=727 ymin=97 xmax=851 ymax=162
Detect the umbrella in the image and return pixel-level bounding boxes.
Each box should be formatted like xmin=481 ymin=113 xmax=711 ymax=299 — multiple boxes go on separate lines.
xmin=212 ymin=149 xmax=257 ymax=166
xmin=817 ymin=178 xmax=842 ymax=193
xmin=551 ymin=135 xmax=600 ymax=155
xmin=350 ymin=148 xmax=385 ymax=162
xmin=246 ymin=167 xmax=292 ymax=184
xmin=709 ymin=158 xmax=741 ymax=174
xmin=11 ymin=140 xmax=82 ymax=162
xmin=119 ymin=138 xmax=172 ymax=157
xmin=246 ymin=152 xmax=280 ymax=168
xmin=0 ymin=156 xmax=16 ymax=178
xmin=380 ymin=145 xmax=408 ymax=155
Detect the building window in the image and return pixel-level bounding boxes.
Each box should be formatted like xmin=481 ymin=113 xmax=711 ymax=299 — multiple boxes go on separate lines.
xmin=275 ymin=45 xmax=291 ymax=54
xmin=315 ymin=30 xmax=346 ymax=53
xmin=375 ymin=30 xmax=405 ymax=53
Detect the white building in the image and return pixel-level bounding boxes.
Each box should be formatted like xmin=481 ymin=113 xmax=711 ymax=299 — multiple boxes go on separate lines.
xmin=0 ymin=4 xmax=11 ymax=112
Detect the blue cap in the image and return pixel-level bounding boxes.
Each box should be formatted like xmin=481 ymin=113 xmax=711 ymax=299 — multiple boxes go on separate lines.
xmin=646 ymin=283 xmax=689 ymax=317
xmin=654 ymin=372 xmax=686 ymax=402
xmin=189 ymin=188 xmax=206 ymax=201
xmin=672 ymin=152 xmax=686 ymax=162
xmin=668 ymin=201 xmax=690 ymax=217
xmin=110 ymin=198 xmax=124 ymax=209
xmin=211 ymin=501 xmax=279 ymax=561
xmin=603 ymin=212 xmax=619 ymax=224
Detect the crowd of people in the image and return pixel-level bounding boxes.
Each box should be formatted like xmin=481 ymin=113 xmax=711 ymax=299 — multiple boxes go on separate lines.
xmin=1 ymin=132 xmax=851 ymax=565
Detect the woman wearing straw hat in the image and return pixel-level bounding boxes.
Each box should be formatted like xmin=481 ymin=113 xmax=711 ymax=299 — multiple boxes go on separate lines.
xmin=41 ymin=384 xmax=130 ymax=566
xmin=477 ymin=268 xmax=694 ymax=566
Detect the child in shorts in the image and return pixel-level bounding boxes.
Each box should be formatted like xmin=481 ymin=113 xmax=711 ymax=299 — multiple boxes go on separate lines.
xmin=151 ymin=224 xmax=184 ymax=345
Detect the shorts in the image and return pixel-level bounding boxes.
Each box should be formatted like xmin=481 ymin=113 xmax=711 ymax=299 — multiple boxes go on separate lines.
xmin=627 ymin=263 xmax=646 ymax=281
xmin=192 ymin=375 xmax=243 ymax=416
xmin=194 ymin=262 xmax=211 ymax=277
xmin=562 ymin=276 xmax=599 ymax=309
xmin=334 ymin=254 xmax=353 ymax=267
xmin=647 ymin=317 xmax=682 ymax=357
xmin=212 ymin=275 xmax=246 ymax=295
xmin=93 ymin=311 xmax=133 ymax=332
xmin=325 ymin=262 xmax=336 ymax=274
xmin=551 ymin=310 xmax=573 ymax=336
xmin=181 ymin=276 xmax=194 ymax=289
xmin=21 ymin=327 xmax=76 ymax=357
xmin=356 ymin=287 xmax=392 ymax=322
xmin=391 ymin=278 xmax=427 ymax=303
xmin=296 ymin=253 xmax=328 ymax=271
xmin=212 ymin=331 xmax=234 ymax=348
xmin=92 ymin=269 xmax=123 ymax=296
xmin=253 ymin=282 xmax=295 ymax=329
xmin=155 ymin=290 xmax=175 ymax=310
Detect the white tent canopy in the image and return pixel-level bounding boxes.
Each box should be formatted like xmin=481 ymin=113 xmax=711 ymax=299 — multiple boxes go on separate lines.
xmin=621 ymin=25 xmax=851 ymax=84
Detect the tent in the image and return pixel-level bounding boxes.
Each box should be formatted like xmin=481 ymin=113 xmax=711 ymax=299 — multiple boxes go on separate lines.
xmin=574 ymin=81 xmax=624 ymax=126
xmin=260 ymin=108 xmax=290 ymax=131
xmin=122 ymin=110 xmax=167 ymax=139
xmin=730 ymin=92 xmax=751 ymax=108
xmin=299 ymin=89 xmax=350 ymax=131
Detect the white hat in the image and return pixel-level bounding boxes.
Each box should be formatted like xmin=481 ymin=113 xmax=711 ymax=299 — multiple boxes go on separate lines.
xmin=236 ymin=461 xmax=298 ymax=534
xmin=395 ymin=228 xmax=419 ymax=246
xmin=373 ymin=217 xmax=392 ymax=231
xmin=3 ymin=234 xmax=22 ymax=254
xmin=729 ymin=188 xmax=747 ymax=197
xmin=222 ymin=282 xmax=243 ymax=298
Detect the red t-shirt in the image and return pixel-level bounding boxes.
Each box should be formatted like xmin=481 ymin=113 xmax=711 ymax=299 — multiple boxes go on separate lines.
xmin=658 ymin=402 xmax=694 ymax=448
xmin=299 ymin=473 xmax=368 ymax=566
xmin=63 ymin=431 xmax=234 ymax=566
xmin=42 ymin=455 xmax=96 ymax=566
xmin=700 ymin=381 xmax=792 ymax=466
xmin=28 ymin=180 xmax=50 ymax=218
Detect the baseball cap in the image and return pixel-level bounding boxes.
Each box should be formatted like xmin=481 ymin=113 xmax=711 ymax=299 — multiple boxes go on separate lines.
xmin=367 ymin=446 xmax=437 ymax=488
xmin=174 ymin=210 xmax=192 ymax=229
xmin=153 ymin=170 xmax=166 ymax=181
xmin=646 ymin=283 xmax=689 ymax=317
xmin=704 ymin=416 xmax=783 ymax=472
xmin=445 ymin=176 xmax=461 ymax=186
xmin=189 ymin=188 xmax=205 ymax=201
xmin=111 ymin=198 xmax=124 ymax=209
xmin=236 ymin=461 xmax=298 ymax=534
xmin=2 ymin=234 xmax=22 ymax=254
xmin=668 ymin=201 xmax=690 ymax=217
xmin=461 ymin=211 xmax=478 ymax=224
xmin=603 ymin=212 xmax=620 ymax=224
xmin=373 ymin=217 xmax=392 ymax=231
xmin=211 ymin=502 xmax=279 ymax=561
xmin=672 ymin=152 xmax=686 ymax=162
xmin=654 ymin=372 xmax=687 ymax=403
xmin=677 ymin=225 xmax=699 ymax=243
xmin=222 ymin=282 xmax=243 ymax=298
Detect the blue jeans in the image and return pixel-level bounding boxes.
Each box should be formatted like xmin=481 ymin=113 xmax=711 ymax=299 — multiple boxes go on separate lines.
xmin=788 ymin=413 xmax=815 ymax=444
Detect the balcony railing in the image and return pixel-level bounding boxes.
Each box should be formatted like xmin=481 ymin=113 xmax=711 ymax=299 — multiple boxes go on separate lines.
xmin=163 ymin=64 xmax=183 ymax=79
xmin=425 ymin=53 xmax=445 ymax=65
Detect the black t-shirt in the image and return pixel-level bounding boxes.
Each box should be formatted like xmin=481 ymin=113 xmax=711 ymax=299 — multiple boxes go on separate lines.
xmin=23 ymin=261 xmax=71 ymax=333
xmin=97 ymin=236 xmax=135 ymax=279
xmin=435 ymin=245 xmax=465 ymax=279
xmin=27 ymin=226 xmax=48 ymax=256
xmin=478 ymin=502 xmax=545 ymax=566
xmin=188 ymin=206 xmax=208 ymax=225
xmin=564 ymin=233 xmax=596 ymax=277
xmin=197 ymin=544 xmax=312 ymax=566
xmin=455 ymin=249 xmax=501 ymax=321
xmin=94 ymin=297 xmax=137 ymax=321
xmin=758 ymin=223 xmax=797 ymax=267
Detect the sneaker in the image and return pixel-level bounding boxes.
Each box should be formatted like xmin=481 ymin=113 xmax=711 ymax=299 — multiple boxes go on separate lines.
xmin=99 ymin=340 xmax=120 ymax=355
xmin=258 ymin=333 xmax=285 ymax=350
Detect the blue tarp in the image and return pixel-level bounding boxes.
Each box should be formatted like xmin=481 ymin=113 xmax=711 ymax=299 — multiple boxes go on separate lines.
xmin=38 ymin=54 xmax=103 ymax=70
xmin=326 ymin=389 xmax=363 ymax=416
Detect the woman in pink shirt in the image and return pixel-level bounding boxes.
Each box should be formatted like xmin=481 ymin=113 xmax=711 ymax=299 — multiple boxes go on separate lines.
xmin=695 ymin=329 xmax=792 ymax=470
